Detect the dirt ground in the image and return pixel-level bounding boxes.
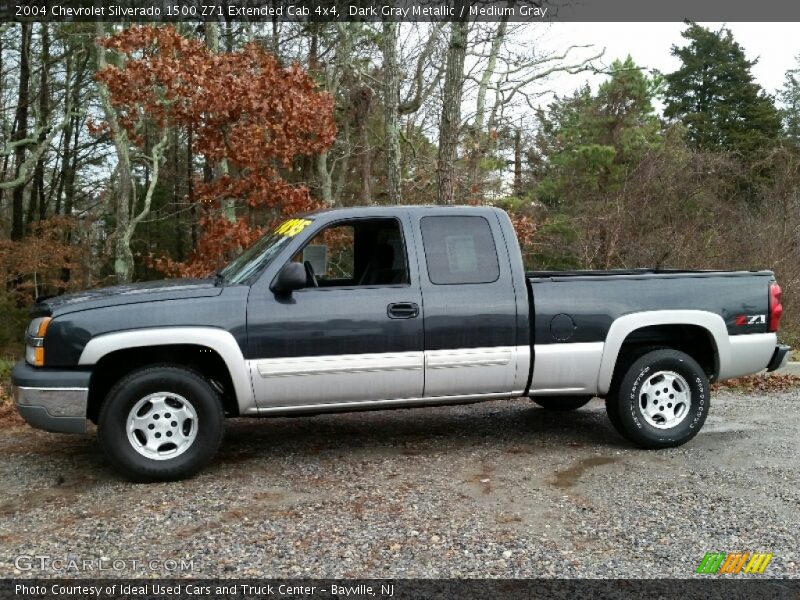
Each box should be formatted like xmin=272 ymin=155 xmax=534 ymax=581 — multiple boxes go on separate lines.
xmin=0 ymin=390 xmax=798 ymax=578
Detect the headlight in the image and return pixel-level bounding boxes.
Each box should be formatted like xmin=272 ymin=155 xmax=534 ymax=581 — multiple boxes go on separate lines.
xmin=25 ymin=317 xmax=51 ymax=367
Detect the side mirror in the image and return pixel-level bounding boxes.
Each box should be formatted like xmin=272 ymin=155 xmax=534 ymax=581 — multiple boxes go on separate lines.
xmin=271 ymin=262 xmax=307 ymax=294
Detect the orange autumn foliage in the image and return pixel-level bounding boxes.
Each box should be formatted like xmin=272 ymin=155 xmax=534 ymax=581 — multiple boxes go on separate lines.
xmin=95 ymin=26 xmax=336 ymax=277
xmin=0 ymin=217 xmax=92 ymax=301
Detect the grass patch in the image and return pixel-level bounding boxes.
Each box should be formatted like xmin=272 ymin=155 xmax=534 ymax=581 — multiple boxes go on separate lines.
xmin=0 ymin=356 xmax=21 ymax=425
xmin=0 ymin=357 xmax=14 ymax=382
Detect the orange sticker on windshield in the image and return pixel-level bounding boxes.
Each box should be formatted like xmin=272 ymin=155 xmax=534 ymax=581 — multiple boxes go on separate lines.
xmin=274 ymin=218 xmax=311 ymax=237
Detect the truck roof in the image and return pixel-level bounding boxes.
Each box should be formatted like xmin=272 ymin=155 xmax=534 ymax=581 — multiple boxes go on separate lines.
xmin=303 ymin=204 xmax=502 ymax=219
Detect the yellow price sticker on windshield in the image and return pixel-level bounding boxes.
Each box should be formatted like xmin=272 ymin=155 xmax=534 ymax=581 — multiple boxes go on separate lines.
xmin=274 ymin=218 xmax=312 ymax=237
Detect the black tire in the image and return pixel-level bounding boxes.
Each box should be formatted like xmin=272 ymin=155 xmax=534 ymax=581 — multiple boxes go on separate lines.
xmin=607 ymin=349 xmax=710 ymax=449
xmin=605 ymin=345 xmax=664 ymax=433
xmin=532 ymin=396 xmax=593 ymax=411
xmin=605 ymin=388 xmax=623 ymax=432
xmin=98 ymin=365 xmax=224 ymax=482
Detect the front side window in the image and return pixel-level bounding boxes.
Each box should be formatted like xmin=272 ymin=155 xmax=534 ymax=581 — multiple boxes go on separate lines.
xmin=420 ymin=216 xmax=500 ymax=285
xmin=291 ymin=218 xmax=409 ymax=288
xmin=220 ymin=218 xmax=314 ymax=284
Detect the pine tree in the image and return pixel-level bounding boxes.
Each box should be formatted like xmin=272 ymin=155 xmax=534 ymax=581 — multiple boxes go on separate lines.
xmin=534 ymin=57 xmax=662 ymax=204
xmin=779 ymin=55 xmax=800 ymax=145
xmin=664 ymin=23 xmax=781 ymax=155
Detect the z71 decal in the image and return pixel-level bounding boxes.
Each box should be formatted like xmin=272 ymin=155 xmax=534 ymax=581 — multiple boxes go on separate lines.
xmin=734 ymin=314 xmax=766 ymax=326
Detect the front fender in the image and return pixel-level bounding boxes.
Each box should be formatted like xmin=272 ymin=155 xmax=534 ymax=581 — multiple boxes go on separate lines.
xmin=78 ymin=327 xmax=256 ymax=415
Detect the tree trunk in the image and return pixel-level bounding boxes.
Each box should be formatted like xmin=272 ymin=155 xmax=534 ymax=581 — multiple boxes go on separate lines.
xmin=113 ymin=162 xmax=136 ymax=284
xmin=437 ymin=18 xmax=469 ymax=205
xmin=224 ymin=19 xmax=234 ymax=52
xmin=382 ymin=22 xmax=402 ymax=204
xmin=0 ymin=33 xmax=4 ymax=211
xmin=11 ymin=23 xmax=32 ymax=240
xmin=205 ymin=22 xmax=236 ymax=223
xmin=308 ymin=24 xmax=319 ymax=71
xmin=32 ymin=23 xmax=50 ymax=223
xmin=271 ymin=8 xmax=280 ymax=58
xmin=171 ymin=129 xmax=184 ymax=261
xmin=62 ymin=115 xmax=80 ymax=216
xmin=188 ymin=126 xmax=197 ymax=250
xmin=316 ymin=152 xmax=333 ymax=206
xmin=49 ymin=131 xmax=65 ymax=216
xmin=61 ymin=53 xmax=86 ymax=217
xmin=469 ymin=18 xmax=507 ymax=197
xmin=54 ymin=57 xmax=72 ymax=217
xmin=352 ymin=86 xmax=373 ymax=204
xmin=513 ymin=127 xmax=523 ymax=197
xmin=360 ymin=121 xmax=372 ymax=205
xmin=118 ymin=130 xmax=170 ymax=283
xmin=314 ymin=24 xmax=352 ymax=207
xmin=96 ymin=23 xmax=136 ymax=282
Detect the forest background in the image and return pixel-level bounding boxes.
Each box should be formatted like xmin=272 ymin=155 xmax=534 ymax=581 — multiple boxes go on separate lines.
xmin=1 ymin=19 xmax=799 ymax=377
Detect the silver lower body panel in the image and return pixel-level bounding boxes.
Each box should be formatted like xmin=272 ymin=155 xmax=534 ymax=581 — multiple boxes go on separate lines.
xmin=13 ymin=386 xmax=88 ymax=433
xmin=529 ymin=342 xmax=604 ymax=396
xmin=249 ymin=346 xmax=529 ymax=409
xmin=720 ymin=332 xmax=778 ymax=380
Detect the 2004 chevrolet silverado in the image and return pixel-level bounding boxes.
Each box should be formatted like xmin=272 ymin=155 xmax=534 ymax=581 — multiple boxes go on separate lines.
xmin=11 ymin=206 xmax=790 ymax=480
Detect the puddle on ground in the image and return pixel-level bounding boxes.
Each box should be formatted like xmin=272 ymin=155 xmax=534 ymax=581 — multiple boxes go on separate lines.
xmin=552 ymin=456 xmax=619 ymax=489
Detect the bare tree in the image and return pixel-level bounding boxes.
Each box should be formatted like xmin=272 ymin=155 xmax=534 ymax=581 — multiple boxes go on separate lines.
xmin=468 ymin=18 xmax=508 ymax=193
xmin=464 ymin=24 xmax=603 ymax=201
xmin=10 ymin=23 xmax=32 ymax=239
xmin=437 ymin=18 xmax=469 ymax=205
xmin=382 ymin=22 xmax=402 ymax=204
xmin=204 ymin=22 xmax=236 ymax=223
xmin=30 ymin=23 xmax=50 ymax=223
xmin=95 ymin=23 xmax=170 ymax=283
xmin=381 ymin=23 xmax=445 ymax=204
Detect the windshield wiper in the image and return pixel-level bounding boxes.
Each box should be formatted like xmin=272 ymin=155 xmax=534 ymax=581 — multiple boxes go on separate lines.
xmin=213 ymin=271 xmax=226 ymax=287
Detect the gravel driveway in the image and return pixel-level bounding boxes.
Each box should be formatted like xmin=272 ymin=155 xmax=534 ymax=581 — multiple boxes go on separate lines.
xmin=0 ymin=390 xmax=798 ymax=579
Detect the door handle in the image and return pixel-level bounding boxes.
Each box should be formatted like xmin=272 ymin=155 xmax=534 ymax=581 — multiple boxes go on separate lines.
xmin=387 ymin=302 xmax=419 ymax=319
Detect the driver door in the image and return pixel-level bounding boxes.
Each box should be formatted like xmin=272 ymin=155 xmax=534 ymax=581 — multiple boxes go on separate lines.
xmin=246 ymin=217 xmax=425 ymax=408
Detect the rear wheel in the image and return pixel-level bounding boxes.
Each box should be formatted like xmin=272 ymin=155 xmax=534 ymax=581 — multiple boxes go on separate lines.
xmin=606 ymin=349 xmax=709 ymax=448
xmin=606 ymin=345 xmax=666 ymax=433
xmin=532 ymin=396 xmax=593 ymax=411
xmin=98 ymin=365 xmax=224 ymax=481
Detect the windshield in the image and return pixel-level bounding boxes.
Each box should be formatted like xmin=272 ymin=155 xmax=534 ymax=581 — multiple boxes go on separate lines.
xmin=218 ymin=218 xmax=314 ymax=284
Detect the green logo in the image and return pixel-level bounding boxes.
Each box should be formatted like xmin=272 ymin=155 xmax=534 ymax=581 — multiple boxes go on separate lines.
xmin=696 ymin=552 xmax=773 ymax=574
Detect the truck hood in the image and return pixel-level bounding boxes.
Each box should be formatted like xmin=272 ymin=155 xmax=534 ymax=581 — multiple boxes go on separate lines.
xmin=33 ymin=279 xmax=224 ymax=316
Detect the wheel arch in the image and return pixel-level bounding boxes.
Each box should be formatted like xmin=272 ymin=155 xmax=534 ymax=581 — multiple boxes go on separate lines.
xmin=597 ymin=311 xmax=729 ymax=395
xmin=80 ymin=328 xmax=256 ymax=420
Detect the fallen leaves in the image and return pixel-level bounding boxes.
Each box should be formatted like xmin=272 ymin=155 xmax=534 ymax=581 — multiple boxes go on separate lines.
xmin=712 ymin=373 xmax=800 ymax=393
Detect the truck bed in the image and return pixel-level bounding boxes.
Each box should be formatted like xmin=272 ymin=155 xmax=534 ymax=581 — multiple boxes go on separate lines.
xmin=526 ymin=268 xmax=773 ymax=281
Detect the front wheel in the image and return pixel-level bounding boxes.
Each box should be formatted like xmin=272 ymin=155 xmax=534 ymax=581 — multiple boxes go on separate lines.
xmin=606 ymin=349 xmax=710 ymax=449
xmin=98 ymin=365 xmax=224 ymax=481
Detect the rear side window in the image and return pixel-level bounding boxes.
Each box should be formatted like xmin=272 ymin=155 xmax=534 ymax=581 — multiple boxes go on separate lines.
xmin=420 ymin=216 xmax=500 ymax=285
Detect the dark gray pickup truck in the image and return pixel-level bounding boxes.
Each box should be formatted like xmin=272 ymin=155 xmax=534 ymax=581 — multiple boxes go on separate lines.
xmin=12 ymin=205 xmax=789 ymax=480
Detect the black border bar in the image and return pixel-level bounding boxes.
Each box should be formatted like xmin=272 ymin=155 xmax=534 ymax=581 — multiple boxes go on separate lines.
xmin=4 ymin=0 xmax=800 ymax=22
xmin=3 ymin=579 xmax=800 ymax=600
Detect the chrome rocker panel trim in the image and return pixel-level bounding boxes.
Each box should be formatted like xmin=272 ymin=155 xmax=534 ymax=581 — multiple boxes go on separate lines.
xmin=251 ymin=391 xmax=524 ymax=417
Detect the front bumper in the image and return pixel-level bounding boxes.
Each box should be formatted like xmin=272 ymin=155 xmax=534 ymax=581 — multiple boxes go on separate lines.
xmin=766 ymin=344 xmax=791 ymax=372
xmin=11 ymin=361 xmax=91 ymax=433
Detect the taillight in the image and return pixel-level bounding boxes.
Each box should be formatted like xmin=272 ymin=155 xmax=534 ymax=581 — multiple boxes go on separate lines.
xmin=769 ymin=283 xmax=782 ymax=332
